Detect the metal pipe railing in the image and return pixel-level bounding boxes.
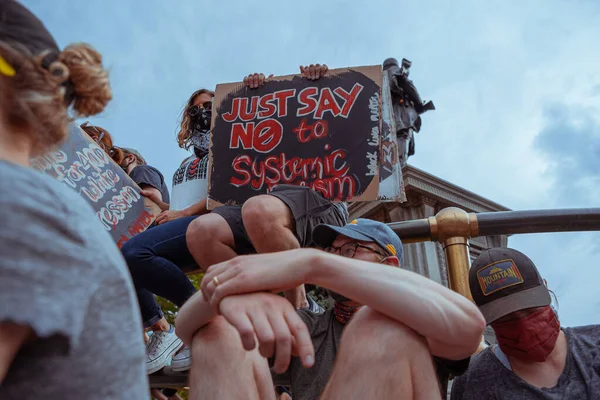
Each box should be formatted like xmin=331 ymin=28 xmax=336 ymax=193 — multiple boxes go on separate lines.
xmin=389 ymin=207 xmax=600 ymax=242
xmin=388 ymin=206 xmax=600 ymax=299
xmin=388 ymin=206 xmax=600 ymax=353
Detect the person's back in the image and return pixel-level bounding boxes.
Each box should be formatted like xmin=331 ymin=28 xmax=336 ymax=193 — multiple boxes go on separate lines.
xmin=0 ymin=162 xmax=148 ymax=399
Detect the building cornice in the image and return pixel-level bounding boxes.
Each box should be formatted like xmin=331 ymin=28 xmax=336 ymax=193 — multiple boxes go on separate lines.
xmin=402 ymin=165 xmax=511 ymax=213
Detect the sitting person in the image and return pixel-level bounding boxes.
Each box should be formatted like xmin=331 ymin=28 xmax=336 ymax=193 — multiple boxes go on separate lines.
xmin=120 ymin=147 xmax=170 ymax=210
xmin=119 ymin=89 xmax=215 ymax=374
xmin=186 ymin=64 xmax=343 ymax=311
xmin=80 ymin=121 xmax=126 ymax=164
xmin=451 ymin=248 xmax=600 ymax=399
xmin=176 ymin=219 xmax=486 ymax=399
xmin=80 ymin=123 xmax=170 ymax=208
xmin=0 ymin=1 xmax=148 ymax=398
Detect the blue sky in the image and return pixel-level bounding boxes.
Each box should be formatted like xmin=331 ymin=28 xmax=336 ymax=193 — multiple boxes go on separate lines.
xmin=25 ymin=0 xmax=600 ymax=327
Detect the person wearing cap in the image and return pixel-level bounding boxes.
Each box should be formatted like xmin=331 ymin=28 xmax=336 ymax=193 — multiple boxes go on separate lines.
xmin=0 ymin=1 xmax=148 ymax=399
xmin=451 ymin=247 xmax=600 ymax=399
xmin=176 ymin=219 xmax=486 ymax=400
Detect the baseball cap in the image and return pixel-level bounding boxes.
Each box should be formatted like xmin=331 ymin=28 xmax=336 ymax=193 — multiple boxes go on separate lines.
xmin=122 ymin=148 xmax=147 ymax=165
xmin=312 ymin=218 xmax=404 ymax=264
xmin=470 ymin=247 xmax=551 ymax=325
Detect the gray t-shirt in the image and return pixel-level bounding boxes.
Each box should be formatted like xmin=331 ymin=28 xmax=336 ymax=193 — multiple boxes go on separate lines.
xmin=279 ymin=308 xmax=468 ymax=400
xmin=451 ymin=325 xmax=600 ymax=400
xmin=0 ymin=161 xmax=148 ymax=399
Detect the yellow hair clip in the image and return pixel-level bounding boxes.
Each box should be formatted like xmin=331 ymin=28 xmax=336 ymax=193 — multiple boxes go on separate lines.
xmin=0 ymin=55 xmax=16 ymax=77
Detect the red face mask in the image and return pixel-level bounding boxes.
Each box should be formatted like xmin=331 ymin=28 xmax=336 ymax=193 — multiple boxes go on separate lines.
xmin=491 ymin=306 xmax=560 ymax=362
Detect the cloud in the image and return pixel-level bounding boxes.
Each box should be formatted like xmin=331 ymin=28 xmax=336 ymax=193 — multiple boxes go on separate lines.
xmin=23 ymin=0 xmax=600 ymax=326
xmin=534 ymin=103 xmax=600 ymax=206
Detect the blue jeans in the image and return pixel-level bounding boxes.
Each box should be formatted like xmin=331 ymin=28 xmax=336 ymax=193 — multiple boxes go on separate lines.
xmin=121 ymin=216 xmax=198 ymax=328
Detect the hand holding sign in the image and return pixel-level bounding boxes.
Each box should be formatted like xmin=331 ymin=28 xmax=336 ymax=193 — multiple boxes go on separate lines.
xmin=243 ymin=73 xmax=274 ymax=89
xmin=208 ymin=65 xmax=392 ymax=208
xmin=299 ymin=64 xmax=328 ymax=80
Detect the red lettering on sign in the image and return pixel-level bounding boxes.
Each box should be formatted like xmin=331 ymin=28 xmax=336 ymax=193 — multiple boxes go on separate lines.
xmin=253 ymin=119 xmax=283 ymax=153
xmin=222 ymin=98 xmax=240 ymax=122
xmin=334 ymin=83 xmax=364 ymax=118
xmin=297 ymin=87 xmax=318 ymax=117
xmin=239 ymin=96 xmax=259 ymax=121
xmin=230 ymin=119 xmax=282 ymax=153
xmin=293 ymin=119 xmax=329 ymax=143
xmin=314 ymin=88 xmax=342 ymax=119
xmin=273 ymin=89 xmax=296 ymax=117
xmin=229 ymin=149 xmax=352 ymax=196
xmin=258 ymin=93 xmax=277 ymax=119
xmin=231 ymin=155 xmax=253 ymax=187
xmin=230 ymin=122 xmax=254 ymax=149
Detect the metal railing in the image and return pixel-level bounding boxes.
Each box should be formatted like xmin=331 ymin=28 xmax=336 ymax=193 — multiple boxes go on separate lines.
xmin=388 ymin=207 xmax=600 ymax=299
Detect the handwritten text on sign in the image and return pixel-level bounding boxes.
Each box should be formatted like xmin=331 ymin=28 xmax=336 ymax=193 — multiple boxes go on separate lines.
xmin=32 ymin=125 xmax=155 ymax=247
xmin=209 ymin=66 xmax=382 ymax=206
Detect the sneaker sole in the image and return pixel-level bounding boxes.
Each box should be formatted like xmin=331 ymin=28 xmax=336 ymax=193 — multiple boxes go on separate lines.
xmin=170 ymin=361 xmax=191 ymax=372
xmin=147 ymin=339 xmax=184 ymax=375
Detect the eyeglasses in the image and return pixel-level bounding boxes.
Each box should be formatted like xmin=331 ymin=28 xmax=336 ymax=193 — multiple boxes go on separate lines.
xmin=325 ymin=242 xmax=388 ymax=259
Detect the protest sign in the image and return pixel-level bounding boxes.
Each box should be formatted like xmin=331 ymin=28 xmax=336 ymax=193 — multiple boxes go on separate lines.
xmin=208 ymin=65 xmax=402 ymax=208
xmin=32 ymin=124 xmax=159 ymax=248
xmin=378 ymin=72 xmax=406 ymax=201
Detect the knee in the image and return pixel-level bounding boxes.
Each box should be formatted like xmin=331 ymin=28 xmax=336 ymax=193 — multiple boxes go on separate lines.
xmin=186 ymin=214 xmax=226 ymax=249
xmin=120 ymin=239 xmax=149 ymax=271
xmin=191 ymin=316 xmax=243 ymax=360
xmin=242 ymin=195 xmax=290 ymax=232
xmin=341 ymin=308 xmax=429 ymax=362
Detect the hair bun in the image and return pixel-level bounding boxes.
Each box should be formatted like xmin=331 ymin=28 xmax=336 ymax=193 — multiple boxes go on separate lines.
xmin=59 ymin=43 xmax=112 ymax=117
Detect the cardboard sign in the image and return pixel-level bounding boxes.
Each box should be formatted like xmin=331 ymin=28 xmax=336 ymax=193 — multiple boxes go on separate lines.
xmin=207 ymin=65 xmax=398 ymax=208
xmin=31 ymin=124 xmax=159 ymax=248
xmin=378 ymin=72 xmax=406 ymax=201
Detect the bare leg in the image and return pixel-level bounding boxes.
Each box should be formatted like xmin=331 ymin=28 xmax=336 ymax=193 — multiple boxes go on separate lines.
xmin=321 ymin=307 xmax=441 ymax=400
xmin=189 ymin=316 xmax=275 ymax=400
xmin=186 ymin=213 xmax=238 ymax=270
xmin=242 ymin=195 xmax=307 ymax=309
xmin=150 ymin=316 xmax=171 ymax=332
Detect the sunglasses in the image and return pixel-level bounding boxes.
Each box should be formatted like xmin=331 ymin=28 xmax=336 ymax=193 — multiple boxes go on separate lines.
xmin=188 ymin=101 xmax=212 ymax=116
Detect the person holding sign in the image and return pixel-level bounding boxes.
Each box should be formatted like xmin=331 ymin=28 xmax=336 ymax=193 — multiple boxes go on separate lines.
xmin=80 ymin=123 xmax=170 ymax=207
xmin=0 ymin=1 xmax=148 ymax=399
xmin=186 ymin=64 xmax=347 ymax=311
xmin=176 ymin=219 xmax=485 ymax=400
xmin=80 ymin=121 xmax=126 ymax=165
xmin=120 ymin=89 xmax=215 ymax=374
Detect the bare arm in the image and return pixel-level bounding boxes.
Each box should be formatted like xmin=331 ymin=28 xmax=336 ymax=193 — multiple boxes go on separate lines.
xmin=140 ymin=185 xmax=169 ymax=211
xmin=202 ymin=249 xmax=485 ymax=360
xmin=182 ymin=196 xmax=209 ymax=217
xmin=175 ymin=291 xmax=217 ymax=345
xmin=307 ymin=252 xmax=486 ymax=359
xmin=0 ymin=323 xmax=32 ymax=384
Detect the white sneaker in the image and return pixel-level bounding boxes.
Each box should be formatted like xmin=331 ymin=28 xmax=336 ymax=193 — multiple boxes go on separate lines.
xmin=146 ymin=326 xmax=184 ymax=374
xmin=171 ymin=345 xmax=191 ymax=372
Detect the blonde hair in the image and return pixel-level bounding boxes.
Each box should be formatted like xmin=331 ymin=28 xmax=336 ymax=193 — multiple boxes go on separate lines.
xmin=176 ymin=88 xmax=214 ymax=149
xmin=0 ymin=41 xmax=112 ymax=155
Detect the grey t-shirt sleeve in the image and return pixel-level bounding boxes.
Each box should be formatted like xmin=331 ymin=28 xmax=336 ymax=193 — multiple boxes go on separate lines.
xmin=129 ymin=165 xmax=161 ymax=191
xmin=0 ymin=168 xmax=97 ymax=352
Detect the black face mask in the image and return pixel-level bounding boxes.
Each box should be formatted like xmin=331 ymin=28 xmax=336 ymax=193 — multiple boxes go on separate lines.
xmin=187 ymin=105 xmax=212 ymax=156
